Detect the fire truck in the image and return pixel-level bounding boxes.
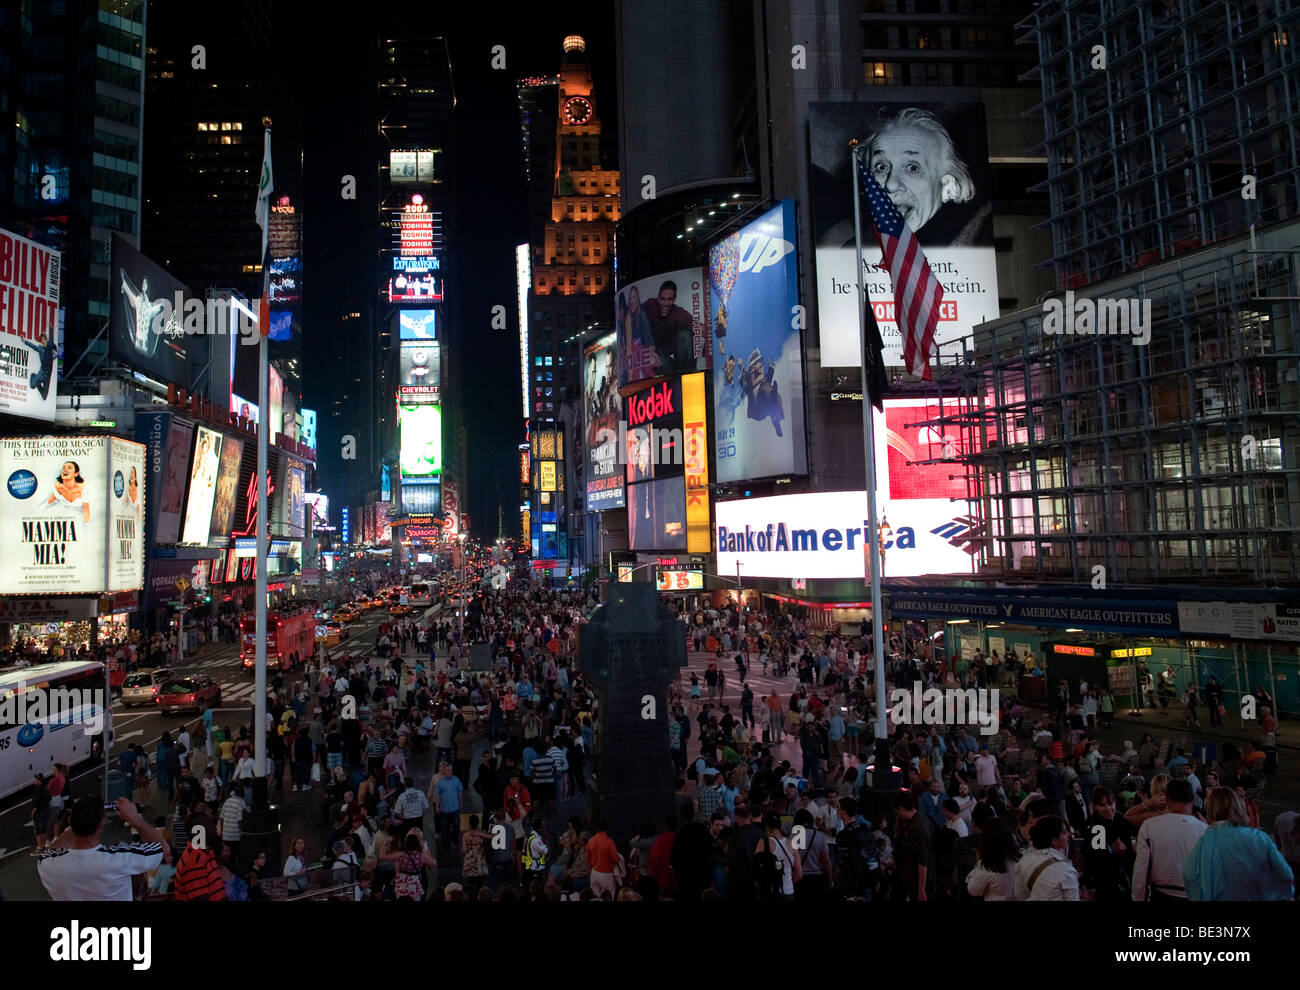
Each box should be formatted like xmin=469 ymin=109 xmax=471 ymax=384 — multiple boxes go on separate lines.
xmin=241 ymin=610 xmax=317 ymax=671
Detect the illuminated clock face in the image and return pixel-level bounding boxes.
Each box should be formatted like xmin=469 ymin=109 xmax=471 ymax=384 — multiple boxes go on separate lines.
xmin=563 ymin=96 xmax=593 ymax=125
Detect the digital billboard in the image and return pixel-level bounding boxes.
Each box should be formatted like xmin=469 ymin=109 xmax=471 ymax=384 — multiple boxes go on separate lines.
xmin=388 ymin=273 xmax=444 ymax=303
xmin=0 ymin=435 xmax=145 ymax=594
xmin=809 ymin=101 xmax=999 ymax=367
xmin=399 ymin=341 xmax=441 ymax=402
xmin=708 ymin=200 xmax=806 ymax=483
xmin=398 ymin=309 xmax=438 ymax=341
xmin=208 ymin=434 xmax=245 ymax=542
xmin=681 ymin=372 xmax=711 ymax=553
xmin=399 ymin=403 xmax=442 ymax=477
xmin=110 ymin=234 xmax=192 ymax=385
xmin=0 ymin=226 xmax=61 ymax=422
xmin=628 ymin=477 xmax=686 ymax=551
xmin=388 ymin=194 xmax=444 ymax=303
xmin=715 ymin=400 xmax=979 ymax=579
xmin=180 ymin=426 xmax=222 ymax=545
xmin=389 ymin=149 xmax=438 ymax=183
xmin=616 ymin=267 xmax=708 ymax=387
xmin=285 ymin=461 xmax=306 ymax=538
xmin=657 ymin=568 xmax=704 ymax=591
xmin=301 ymin=408 xmax=317 ymax=450
xmin=582 ymin=332 xmax=624 ymax=511
xmin=304 ymin=492 xmax=329 ymax=530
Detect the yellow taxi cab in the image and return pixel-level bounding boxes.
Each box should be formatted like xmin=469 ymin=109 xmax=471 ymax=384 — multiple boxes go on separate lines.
xmin=335 ymin=607 xmax=357 ymax=623
xmin=390 ymin=603 xmax=410 ymax=616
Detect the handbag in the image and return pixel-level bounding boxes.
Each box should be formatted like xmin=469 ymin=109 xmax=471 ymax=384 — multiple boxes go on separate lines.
xmin=310 ymin=762 xmax=322 ymax=783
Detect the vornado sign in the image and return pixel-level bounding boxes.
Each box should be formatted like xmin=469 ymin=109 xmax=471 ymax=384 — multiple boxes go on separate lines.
xmin=715 ymin=490 xmax=974 ymax=580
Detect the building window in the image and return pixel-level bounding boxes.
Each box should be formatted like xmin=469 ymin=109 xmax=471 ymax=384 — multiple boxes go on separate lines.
xmin=864 ymin=61 xmax=900 ymax=85
xmin=910 ymin=62 xmax=953 ymax=85
xmin=916 ymin=30 xmax=941 ymax=50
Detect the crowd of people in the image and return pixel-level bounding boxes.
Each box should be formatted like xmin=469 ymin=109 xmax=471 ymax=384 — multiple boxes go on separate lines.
xmin=26 ymin=573 xmax=1299 ymax=902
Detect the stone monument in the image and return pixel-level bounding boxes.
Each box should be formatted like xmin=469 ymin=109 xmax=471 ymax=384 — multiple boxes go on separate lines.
xmin=578 ymin=581 xmax=687 ymax=845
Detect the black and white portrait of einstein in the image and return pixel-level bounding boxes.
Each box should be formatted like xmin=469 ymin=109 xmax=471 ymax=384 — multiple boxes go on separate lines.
xmin=811 ymin=104 xmax=993 ymax=249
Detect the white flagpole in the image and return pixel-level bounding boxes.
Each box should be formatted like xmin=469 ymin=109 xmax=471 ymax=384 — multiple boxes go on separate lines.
xmin=254 ymin=125 xmax=271 ymax=781
xmin=851 ymin=142 xmax=889 ymax=752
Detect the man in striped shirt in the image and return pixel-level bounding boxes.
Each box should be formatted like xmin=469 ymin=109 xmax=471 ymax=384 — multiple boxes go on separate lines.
xmin=217 ymin=792 xmax=245 ymax=863
xmin=392 ymin=776 xmax=429 ymax=833
xmin=530 ymin=745 xmax=557 ymax=811
xmin=174 ymin=819 xmax=226 ymax=901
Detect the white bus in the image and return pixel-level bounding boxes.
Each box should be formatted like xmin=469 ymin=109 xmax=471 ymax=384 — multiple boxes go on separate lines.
xmin=0 ymin=661 xmax=111 ymax=801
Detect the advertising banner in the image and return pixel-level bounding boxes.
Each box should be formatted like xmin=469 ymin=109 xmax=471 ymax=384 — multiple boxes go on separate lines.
xmin=304 ymin=492 xmax=329 ymax=530
xmin=286 ymin=460 xmax=306 ymax=538
xmin=715 ymin=489 xmax=975 ymax=580
xmin=135 ymin=410 xmax=169 ymax=546
xmin=0 ymin=434 xmax=145 ymax=594
xmin=809 ymin=101 xmax=999 ymax=367
xmin=399 ymin=340 xmax=441 ymax=402
xmin=400 ymin=403 xmax=442 ymax=477
xmin=180 ymin=426 xmax=222 ymax=545
xmin=616 ymin=267 xmax=707 ymax=387
xmin=708 ymin=200 xmax=806 ymax=482
xmin=398 ymin=309 xmax=438 ymax=341
xmin=582 ymin=331 xmax=624 ymax=511
xmin=0 ymin=226 xmax=61 ymax=422
xmin=156 ymin=418 xmax=194 ymax=543
xmin=628 ymin=477 xmax=686 ymax=551
xmin=208 ymin=435 xmax=245 ymax=543
xmin=110 ymin=234 xmax=192 ymax=385
xmin=681 ymin=372 xmax=710 ymax=552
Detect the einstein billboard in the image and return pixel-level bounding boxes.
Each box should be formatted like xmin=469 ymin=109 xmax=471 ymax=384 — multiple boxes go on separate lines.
xmin=809 ymin=101 xmax=1000 ymax=368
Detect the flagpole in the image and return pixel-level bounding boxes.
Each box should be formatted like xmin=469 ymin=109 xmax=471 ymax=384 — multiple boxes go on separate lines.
xmin=255 ymin=124 xmax=271 ymax=783
xmin=851 ymin=141 xmax=892 ymax=781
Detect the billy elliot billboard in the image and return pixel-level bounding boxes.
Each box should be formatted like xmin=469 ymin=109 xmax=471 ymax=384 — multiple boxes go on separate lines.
xmin=582 ymin=331 xmax=624 ymax=511
xmin=616 ymin=268 xmax=708 ymax=387
xmin=708 ymin=200 xmax=806 ymax=484
xmin=809 ymin=100 xmax=1000 ymax=368
xmin=0 ymin=435 xmax=146 ymax=594
xmin=0 ymin=226 xmax=61 ymax=422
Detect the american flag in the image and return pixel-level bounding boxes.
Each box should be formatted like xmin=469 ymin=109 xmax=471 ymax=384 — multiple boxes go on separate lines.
xmin=858 ymin=154 xmax=943 ymax=380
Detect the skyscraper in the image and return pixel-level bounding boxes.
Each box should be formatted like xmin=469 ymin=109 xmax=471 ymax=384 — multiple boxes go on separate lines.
xmin=521 ymin=35 xmax=619 ymax=560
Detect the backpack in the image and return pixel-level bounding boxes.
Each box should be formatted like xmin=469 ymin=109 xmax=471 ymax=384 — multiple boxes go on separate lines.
xmin=753 ymin=836 xmax=786 ymax=896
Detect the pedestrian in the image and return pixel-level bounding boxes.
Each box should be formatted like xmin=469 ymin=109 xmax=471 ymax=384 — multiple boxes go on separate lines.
xmin=1014 ymin=815 xmax=1081 ymax=901
xmin=1184 ymin=788 xmax=1295 ymax=900
xmin=1131 ymin=778 xmax=1206 ymax=901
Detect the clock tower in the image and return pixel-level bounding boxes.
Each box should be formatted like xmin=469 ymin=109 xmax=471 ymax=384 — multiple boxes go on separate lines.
xmin=522 ymin=35 xmax=620 ymax=562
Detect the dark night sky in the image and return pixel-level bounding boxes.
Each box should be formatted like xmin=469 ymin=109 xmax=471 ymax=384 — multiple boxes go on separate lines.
xmin=290 ymin=5 xmax=616 ymax=539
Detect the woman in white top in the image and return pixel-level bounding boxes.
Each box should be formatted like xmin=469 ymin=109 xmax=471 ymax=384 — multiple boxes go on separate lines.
xmin=965 ymin=818 xmax=1020 ymax=901
xmin=44 ymin=460 xmax=91 ymax=524
xmin=283 ymin=836 xmax=310 ymax=893
xmin=755 ymin=812 xmax=801 ymax=900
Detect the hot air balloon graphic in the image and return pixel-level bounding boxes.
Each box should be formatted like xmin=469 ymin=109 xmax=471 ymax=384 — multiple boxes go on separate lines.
xmin=709 ymin=233 xmax=740 ymax=356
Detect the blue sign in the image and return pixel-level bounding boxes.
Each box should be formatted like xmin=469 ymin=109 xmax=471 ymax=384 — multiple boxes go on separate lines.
xmin=7 ymin=469 xmax=37 ymax=499
xmin=16 ymin=723 xmax=44 ymax=747
xmin=889 ymin=591 xmax=1180 ymax=637
xmin=709 ymin=200 xmax=806 ymax=483
xmin=341 ymin=507 xmax=350 ymax=544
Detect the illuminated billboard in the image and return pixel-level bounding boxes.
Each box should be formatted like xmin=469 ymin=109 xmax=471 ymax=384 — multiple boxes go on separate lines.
xmin=399 ymin=403 xmax=443 ymax=477
xmin=399 ymin=341 xmax=441 ymax=402
xmin=0 ymin=225 xmax=61 ymax=422
xmin=304 ymin=492 xmax=329 ymax=530
xmin=388 ymin=194 xmax=443 ymax=302
xmin=0 ymin=435 xmax=146 ymax=594
xmin=708 ymin=200 xmax=806 ymax=482
xmin=715 ymin=399 xmax=978 ymax=579
xmin=616 ymin=267 xmax=708 ymax=387
xmin=582 ymin=331 xmax=624 ymax=511
xmin=180 ymin=426 xmax=223 ymax=545
xmin=681 ymin=371 xmax=710 ymax=553
xmin=657 ymin=568 xmax=704 ymax=591
xmin=389 ymin=149 xmax=438 ymax=183
xmin=207 ymin=435 xmax=245 ymax=542
xmin=398 ymin=309 xmax=438 ymax=341
xmin=301 ymin=408 xmax=317 ymax=450
xmin=388 ymin=273 xmax=444 ymax=303
xmin=809 ymin=101 xmax=999 ymax=367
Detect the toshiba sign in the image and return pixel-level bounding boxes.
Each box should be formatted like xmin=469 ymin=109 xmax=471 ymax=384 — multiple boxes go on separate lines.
xmin=715 ymin=490 xmax=976 ymax=580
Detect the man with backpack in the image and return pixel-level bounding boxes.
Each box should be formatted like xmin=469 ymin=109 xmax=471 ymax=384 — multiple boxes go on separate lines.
xmin=725 ymin=803 xmax=765 ymax=902
xmin=835 ymin=797 xmax=879 ymax=899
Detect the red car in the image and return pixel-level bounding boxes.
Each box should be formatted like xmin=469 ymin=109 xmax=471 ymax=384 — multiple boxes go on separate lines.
xmin=156 ymin=674 xmax=222 ymax=714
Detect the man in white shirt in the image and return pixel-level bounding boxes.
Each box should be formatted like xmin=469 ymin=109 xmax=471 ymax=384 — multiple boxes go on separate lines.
xmin=1131 ymin=778 xmax=1207 ymax=901
xmin=1014 ymin=815 xmax=1080 ymax=901
xmin=974 ymin=744 xmax=1001 ymax=789
xmin=38 ymin=797 xmax=167 ymax=901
